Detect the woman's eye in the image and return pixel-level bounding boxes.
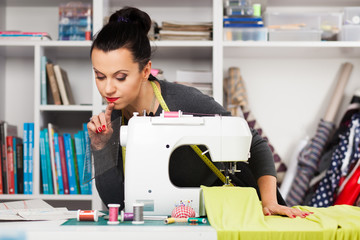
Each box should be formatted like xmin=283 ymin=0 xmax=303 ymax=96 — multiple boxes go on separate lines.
xmin=96 ymin=75 xmax=105 ymax=80
xmin=116 ymin=75 xmax=127 ymax=81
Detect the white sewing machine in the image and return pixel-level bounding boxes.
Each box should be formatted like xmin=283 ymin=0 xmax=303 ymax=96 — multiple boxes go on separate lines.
xmin=120 ymin=111 xmax=252 ymax=217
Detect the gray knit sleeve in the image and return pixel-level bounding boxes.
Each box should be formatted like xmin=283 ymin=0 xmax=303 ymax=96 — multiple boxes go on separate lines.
xmin=248 ymin=128 xmax=277 ymax=180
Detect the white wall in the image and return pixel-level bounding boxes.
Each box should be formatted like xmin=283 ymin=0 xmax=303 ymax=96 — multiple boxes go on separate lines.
xmin=224 ymin=57 xmax=360 ymax=166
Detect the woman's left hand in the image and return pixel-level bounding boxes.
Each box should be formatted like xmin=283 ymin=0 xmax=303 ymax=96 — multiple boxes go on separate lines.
xmin=258 ymin=175 xmax=313 ymax=218
xmin=262 ymin=203 xmax=313 ymax=218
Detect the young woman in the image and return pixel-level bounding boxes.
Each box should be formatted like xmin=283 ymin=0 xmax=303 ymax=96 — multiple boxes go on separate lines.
xmin=88 ymin=6 xmax=310 ymax=218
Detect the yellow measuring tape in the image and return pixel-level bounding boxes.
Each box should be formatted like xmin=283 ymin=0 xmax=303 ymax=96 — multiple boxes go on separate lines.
xmin=150 ymin=81 xmax=232 ymax=186
xmin=121 ymin=81 xmax=231 ymax=185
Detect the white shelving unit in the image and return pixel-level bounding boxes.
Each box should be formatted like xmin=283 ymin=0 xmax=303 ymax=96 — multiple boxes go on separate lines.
xmin=0 ymin=0 xmax=360 ymax=210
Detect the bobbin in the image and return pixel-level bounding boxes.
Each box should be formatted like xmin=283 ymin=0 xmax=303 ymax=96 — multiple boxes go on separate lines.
xmin=107 ymin=203 xmax=120 ymax=225
xmin=77 ymin=210 xmax=99 ymax=222
xmin=132 ymin=202 xmax=144 ymax=224
xmin=120 ymin=210 xmax=134 ymax=222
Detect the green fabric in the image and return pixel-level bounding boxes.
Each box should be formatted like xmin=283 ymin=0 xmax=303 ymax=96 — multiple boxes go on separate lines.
xmin=201 ymin=186 xmax=360 ymax=240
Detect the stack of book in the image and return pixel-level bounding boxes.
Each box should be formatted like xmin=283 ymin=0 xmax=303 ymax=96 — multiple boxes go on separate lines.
xmin=41 ymin=56 xmax=75 ymax=105
xmin=159 ymin=21 xmax=212 ymax=41
xmin=175 ymin=70 xmax=213 ymax=96
xmin=0 ymin=121 xmax=34 ymax=194
xmin=39 ymin=123 xmax=92 ymax=195
xmin=0 ymin=31 xmax=51 ymax=40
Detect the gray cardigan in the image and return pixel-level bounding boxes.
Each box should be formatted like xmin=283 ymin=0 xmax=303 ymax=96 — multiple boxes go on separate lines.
xmin=93 ymin=79 xmax=276 ymax=209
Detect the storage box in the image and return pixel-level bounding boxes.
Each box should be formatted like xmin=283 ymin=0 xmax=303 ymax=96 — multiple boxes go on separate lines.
xmin=268 ymin=29 xmax=321 ymax=41
xmin=319 ymin=12 xmax=343 ymax=41
xmin=265 ymin=12 xmax=322 ymax=41
xmin=344 ymin=7 xmax=360 ymax=25
xmin=340 ymin=25 xmax=360 ymax=41
xmin=266 ymin=12 xmax=321 ymax=30
xmin=224 ymin=27 xmax=267 ymax=41
xmin=59 ymin=2 xmax=92 ymax=40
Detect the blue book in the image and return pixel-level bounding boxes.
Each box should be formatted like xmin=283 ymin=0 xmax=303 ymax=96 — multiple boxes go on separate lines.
xmin=28 ymin=123 xmax=34 ymax=194
xmin=74 ymin=131 xmax=90 ymax=194
xmin=39 ymin=130 xmax=49 ymax=194
xmin=223 ymin=23 xmax=264 ymax=28
xmin=53 ymin=133 xmax=64 ymax=194
xmin=82 ymin=123 xmax=92 ymax=194
xmin=223 ymin=17 xmax=263 ymax=22
xmin=44 ymin=130 xmax=54 ymax=194
xmin=23 ymin=123 xmax=29 ymax=194
xmin=63 ymin=133 xmax=78 ymax=194
xmin=40 ymin=56 xmax=47 ymax=105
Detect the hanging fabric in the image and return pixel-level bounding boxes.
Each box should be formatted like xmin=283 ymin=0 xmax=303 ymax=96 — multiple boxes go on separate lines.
xmin=308 ymin=113 xmax=360 ymax=207
xmin=286 ymin=62 xmax=353 ymax=206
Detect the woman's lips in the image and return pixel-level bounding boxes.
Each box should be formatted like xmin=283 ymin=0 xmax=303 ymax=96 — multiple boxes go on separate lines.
xmin=106 ymin=97 xmax=119 ymax=102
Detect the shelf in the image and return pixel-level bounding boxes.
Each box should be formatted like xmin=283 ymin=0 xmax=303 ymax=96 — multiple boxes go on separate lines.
xmin=151 ymin=41 xmax=213 ymax=47
xmin=40 ymin=105 xmax=93 ymax=112
xmin=0 ymin=43 xmax=35 ymax=57
xmin=4 ymin=0 xmax=92 ymax=7
xmin=40 ymin=41 xmax=92 ymax=47
xmin=268 ymin=0 xmax=360 ymax=7
xmin=0 ymin=194 xmax=93 ymax=201
xmin=223 ymin=41 xmax=360 ymax=58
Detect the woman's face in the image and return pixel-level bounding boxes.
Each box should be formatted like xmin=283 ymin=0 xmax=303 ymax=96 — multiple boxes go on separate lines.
xmin=91 ymin=47 xmax=148 ymax=110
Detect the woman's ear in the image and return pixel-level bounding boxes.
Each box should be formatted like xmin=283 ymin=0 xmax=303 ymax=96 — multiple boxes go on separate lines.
xmin=142 ymin=60 xmax=152 ymax=79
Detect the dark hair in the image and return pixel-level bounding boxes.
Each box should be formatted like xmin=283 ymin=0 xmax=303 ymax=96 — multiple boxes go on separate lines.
xmin=91 ymin=7 xmax=152 ymax=71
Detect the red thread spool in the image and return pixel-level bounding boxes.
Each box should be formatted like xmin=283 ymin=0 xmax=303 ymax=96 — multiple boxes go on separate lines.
xmin=77 ymin=210 xmax=99 ymax=222
xmin=107 ymin=203 xmax=120 ymax=224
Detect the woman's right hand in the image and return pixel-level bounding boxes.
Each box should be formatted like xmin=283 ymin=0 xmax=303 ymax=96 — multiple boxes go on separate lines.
xmin=87 ymin=103 xmax=115 ymax=151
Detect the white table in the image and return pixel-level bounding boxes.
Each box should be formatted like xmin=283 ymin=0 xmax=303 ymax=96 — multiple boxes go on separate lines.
xmin=0 ymin=219 xmax=217 ymax=240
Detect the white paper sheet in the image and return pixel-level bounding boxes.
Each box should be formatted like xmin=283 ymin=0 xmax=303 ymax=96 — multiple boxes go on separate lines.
xmin=0 ymin=199 xmax=77 ymax=221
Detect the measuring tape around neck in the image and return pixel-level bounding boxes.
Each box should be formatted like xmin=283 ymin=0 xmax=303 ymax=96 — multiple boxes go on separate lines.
xmin=149 ymin=81 xmax=231 ymax=186
xmin=121 ymin=80 xmax=231 ymax=185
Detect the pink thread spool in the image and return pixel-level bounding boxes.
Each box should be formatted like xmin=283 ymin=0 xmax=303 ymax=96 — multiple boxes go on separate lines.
xmin=107 ymin=204 xmax=120 ymax=224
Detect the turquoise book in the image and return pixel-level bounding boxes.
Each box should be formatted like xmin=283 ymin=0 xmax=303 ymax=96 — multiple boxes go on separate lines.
xmin=28 ymin=123 xmax=34 ymax=194
xmin=40 ymin=56 xmax=47 ymax=105
xmin=39 ymin=130 xmax=49 ymax=194
xmin=74 ymin=131 xmax=90 ymax=194
xmin=82 ymin=123 xmax=92 ymax=193
xmin=53 ymin=133 xmax=64 ymax=194
xmin=63 ymin=133 xmax=78 ymax=194
xmin=44 ymin=130 xmax=54 ymax=194
xmin=23 ymin=123 xmax=29 ymax=194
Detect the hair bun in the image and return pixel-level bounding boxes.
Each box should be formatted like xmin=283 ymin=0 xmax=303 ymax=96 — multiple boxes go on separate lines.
xmin=109 ymin=6 xmax=151 ymax=35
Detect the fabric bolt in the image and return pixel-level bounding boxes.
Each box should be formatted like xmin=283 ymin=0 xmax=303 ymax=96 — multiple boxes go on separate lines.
xmin=303 ymin=98 xmax=360 ymax=205
xmin=201 ymin=185 xmax=360 ymax=240
xmin=224 ymin=67 xmax=287 ymax=185
xmin=286 ymin=119 xmax=335 ymax=206
xmin=308 ymin=113 xmax=360 ymax=207
xmin=335 ymin=159 xmax=360 ymax=205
